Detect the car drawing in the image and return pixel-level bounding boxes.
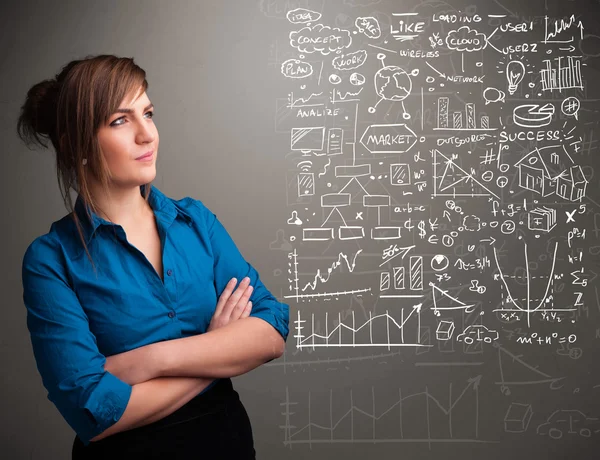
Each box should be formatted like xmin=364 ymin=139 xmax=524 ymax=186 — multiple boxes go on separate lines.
xmin=456 ymin=324 xmax=499 ymax=344
xmin=537 ymin=410 xmax=600 ymax=439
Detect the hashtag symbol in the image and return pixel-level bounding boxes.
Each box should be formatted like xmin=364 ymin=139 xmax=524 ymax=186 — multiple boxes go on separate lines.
xmin=565 ymin=100 xmax=577 ymax=113
xmin=479 ymin=149 xmax=496 ymax=164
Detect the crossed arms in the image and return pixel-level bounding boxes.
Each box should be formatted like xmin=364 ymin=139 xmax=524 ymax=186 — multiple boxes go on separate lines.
xmin=91 ymin=278 xmax=285 ymax=442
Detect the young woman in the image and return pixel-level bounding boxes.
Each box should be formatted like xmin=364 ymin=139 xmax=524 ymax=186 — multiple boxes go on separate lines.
xmin=17 ymin=54 xmax=289 ymax=459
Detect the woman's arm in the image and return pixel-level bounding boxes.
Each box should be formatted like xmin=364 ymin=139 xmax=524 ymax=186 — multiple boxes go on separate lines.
xmin=91 ymin=376 xmax=213 ymax=442
xmin=105 ymin=279 xmax=285 ymax=386
xmin=156 ymin=316 xmax=285 ymax=379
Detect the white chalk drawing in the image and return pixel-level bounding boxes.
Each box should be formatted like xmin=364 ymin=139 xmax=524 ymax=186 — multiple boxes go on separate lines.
xmin=483 ymin=86 xmax=506 ymax=104
xmin=270 ymin=4 xmax=598 ymax=449
xmin=290 ymin=24 xmax=352 ymax=55
xmin=290 ymin=126 xmax=325 ymax=152
xmin=528 ymin=207 xmax=557 ymax=233
xmin=286 ymin=8 xmax=321 ymax=24
xmin=369 ymin=53 xmax=412 ymax=117
xmin=359 ymin=123 xmax=417 ymax=154
xmin=436 ymin=97 xmax=494 ymax=131
xmin=294 ymin=304 xmax=425 ymax=348
xmin=537 ymin=410 xmax=600 ymax=439
xmin=355 ymin=16 xmax=381 ymax=39
xmin=514 ymin=145 xmax=588 ymax=201
xmin=446 ymin=26 xmax=487 ymax=52
xmin=506 ymin=60 xmax=526 ymax=95
xmin=456 ymin=324 xmax=499 ymax=345
xmin=281 ymin=58 xmax=313 ymax=78
xmin=349 ymin=72 xmax=365 ymax=86
xmin=512 ymin=104 xmax=555 ymax=128
xmin=391 ymin=12 xmax=426 ymax=42
xmin=540 ymin=56 xmax=584 ymax=92
xmin=436 ymin=320 xmax=455 ymax=340
xmin=504 ymin=403 xmax=534 ymax=433
xmin=561 ymin=96 xmax=581 ymax=120
xmin=332 ymin=50 xmax=367 ymax=70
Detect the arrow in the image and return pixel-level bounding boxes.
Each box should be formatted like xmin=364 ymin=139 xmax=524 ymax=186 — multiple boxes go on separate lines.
xmin=425 ymin=61 xmax=447 ymax=80
xmin=378 ymin=244 xmax=416 ymax=267
xmin=467 ymin=374 xmax=483 ymax=391
xmin=480 ymin=236 xmax=496 ymax=246
xmin=559 ymin=45 xmax=576 ymax=52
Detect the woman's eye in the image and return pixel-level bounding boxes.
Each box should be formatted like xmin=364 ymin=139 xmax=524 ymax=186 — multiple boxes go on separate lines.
xmin=110 ymin=110 xmax=154 ymax=127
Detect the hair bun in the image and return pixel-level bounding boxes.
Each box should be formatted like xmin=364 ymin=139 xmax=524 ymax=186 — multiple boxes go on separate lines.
xmin=22 ymin=79 xmax=60 ymax=136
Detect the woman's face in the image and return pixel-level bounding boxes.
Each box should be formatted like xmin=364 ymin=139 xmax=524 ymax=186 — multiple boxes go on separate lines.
xmin=96 ymin=87 xmax=158 ymax=188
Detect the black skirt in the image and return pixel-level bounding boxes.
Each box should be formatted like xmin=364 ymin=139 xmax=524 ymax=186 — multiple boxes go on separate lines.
xmin=72 ymin=378 xmax=255 ymax=459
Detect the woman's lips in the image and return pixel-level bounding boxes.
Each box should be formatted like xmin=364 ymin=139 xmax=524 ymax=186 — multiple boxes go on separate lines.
xmin=136 ymin=150 xmax=154 ymax=160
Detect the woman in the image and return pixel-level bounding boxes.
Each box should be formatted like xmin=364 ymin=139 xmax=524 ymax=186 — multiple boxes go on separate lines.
xmin=17 ymin=54 xmax=289 ymax=459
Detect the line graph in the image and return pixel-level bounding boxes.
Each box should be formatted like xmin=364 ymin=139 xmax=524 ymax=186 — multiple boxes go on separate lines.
xmin=294 ymin=304 xmax=430 ymax=349
xmin=287 ymin=91 xmax=324 ymax=108
xmin=285 ymin=249 xmax=371 ymax=301
xmin=281 ymin=376 xmax=495 ymax=447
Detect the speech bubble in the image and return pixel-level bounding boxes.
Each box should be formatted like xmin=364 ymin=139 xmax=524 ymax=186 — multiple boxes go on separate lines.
xmin=355 ymin=16 xmax=381 ymax=39
xmin=332 ymin=50 xmax=367 ymax=70
xmin=286 ymin=8 xmax=321 ymax=24
xmin=483 ymin=87 xmax=506 ymax=105
xmin=446 ymin=26 xmax=487 ymax=52
xmin=290 ymin=24 xmax=352 ymax=55
xmin=281 ymin=59 xmax=313 ymax=79
xmin=561 ymin=97 xmax=580 ymax=121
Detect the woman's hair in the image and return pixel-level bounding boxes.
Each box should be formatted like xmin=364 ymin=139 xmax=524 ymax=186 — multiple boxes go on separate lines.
xmin=16 ymin=54 xmax=151 ymax=273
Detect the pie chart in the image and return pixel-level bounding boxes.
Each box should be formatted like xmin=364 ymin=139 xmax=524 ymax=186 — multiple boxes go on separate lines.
xmin=431 ymin=254 xmax=449 ymax=271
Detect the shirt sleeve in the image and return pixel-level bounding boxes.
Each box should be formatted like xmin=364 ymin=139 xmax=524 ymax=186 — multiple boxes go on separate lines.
xmin=22 ymin=234 xmax=132 ymax=446
xmin=192 ymin=200 xmax=290 ymax=342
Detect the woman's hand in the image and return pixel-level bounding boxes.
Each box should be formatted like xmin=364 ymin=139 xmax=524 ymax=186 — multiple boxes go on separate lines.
xmin=104 ymin=277 xmax=253 ymax=384
xmin=207 ymin=277 xmax=253 ymax=332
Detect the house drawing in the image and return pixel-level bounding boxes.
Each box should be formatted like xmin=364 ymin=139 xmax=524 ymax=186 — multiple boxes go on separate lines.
xmin=514 ymin=144 xmax=588 ymax=202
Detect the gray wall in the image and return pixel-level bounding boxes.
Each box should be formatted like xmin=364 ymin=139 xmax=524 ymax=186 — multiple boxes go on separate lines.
xmin=3 ymin=0 xmax=600 ymax=459
xmin=2 ymin=1 xmax=289 ymax=458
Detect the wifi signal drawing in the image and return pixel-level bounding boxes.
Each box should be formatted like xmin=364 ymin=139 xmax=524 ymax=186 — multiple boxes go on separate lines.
xmin=297 ymin=160 xmax=313 ymax=171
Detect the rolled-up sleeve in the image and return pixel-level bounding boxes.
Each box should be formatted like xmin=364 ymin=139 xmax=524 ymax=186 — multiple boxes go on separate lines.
xmin=193 ymin=200 xmax=290 ymax=342
xmin=22 ymin=235 xmax=132 ymax=445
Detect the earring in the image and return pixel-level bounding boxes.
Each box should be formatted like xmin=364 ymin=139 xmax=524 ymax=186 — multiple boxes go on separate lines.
xmin=82 ymin=158 xmax=87 ymax=166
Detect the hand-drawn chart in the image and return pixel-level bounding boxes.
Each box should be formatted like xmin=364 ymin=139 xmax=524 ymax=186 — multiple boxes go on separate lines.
xmin=265 ymin=0 xmax=600 ymax=456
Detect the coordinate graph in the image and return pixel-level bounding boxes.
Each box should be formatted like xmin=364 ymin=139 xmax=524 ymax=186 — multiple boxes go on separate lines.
xmin=294 ymin=303 xmax=430 ymax=349
xmin=491 ymin=241 xmax=575 ymax=327
xmin=285 ymin=249 xmax=372 ymax=301
xmin=281 ymin=376 xmax=491 ymax=446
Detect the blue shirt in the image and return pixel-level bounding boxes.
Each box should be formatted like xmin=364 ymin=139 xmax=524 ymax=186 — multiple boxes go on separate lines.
xmin=21 ymin=184 xmax=289 ymax=446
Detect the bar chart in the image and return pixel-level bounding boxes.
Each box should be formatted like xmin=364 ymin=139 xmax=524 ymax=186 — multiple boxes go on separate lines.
xmin=540 ymin=56 xmax=583 ymax=92
xmin=435 ymin=97 xmax=495 ymax=131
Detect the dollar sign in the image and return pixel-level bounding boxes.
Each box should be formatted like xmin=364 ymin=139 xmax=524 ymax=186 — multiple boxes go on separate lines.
xmin=418 ymin=221 xmax=426 ymax=239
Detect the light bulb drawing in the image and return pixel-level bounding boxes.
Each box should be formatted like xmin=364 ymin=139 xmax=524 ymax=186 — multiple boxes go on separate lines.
xmin=506 ymin=60 xmax=525 ymax=95
xmin=369 ymin=53 xmax=413 ymax=118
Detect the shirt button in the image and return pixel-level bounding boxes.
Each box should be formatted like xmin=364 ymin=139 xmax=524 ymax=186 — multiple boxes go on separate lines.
xmin=168 ymin=311 xmax=175 ymax=318
xmin=167 ymin=269 xmax=173 ymax=276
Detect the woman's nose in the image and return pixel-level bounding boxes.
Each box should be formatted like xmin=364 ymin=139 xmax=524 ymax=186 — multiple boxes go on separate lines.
xmin=136 ymin=121 xmax=155 ymax=143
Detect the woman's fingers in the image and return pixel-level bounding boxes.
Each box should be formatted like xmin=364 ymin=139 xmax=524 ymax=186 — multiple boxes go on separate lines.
xmin=232 ymin=285 xmax=253 ymax=318
xmin=221 ymin=277 xmax=252 ymax=317
xmin=242 ymin=301 xmax=252 ymax=318
xmin=210 ymin=277 xmax=254 ymax=332
xmin=214 ymin=277 xmax=238 ymax=316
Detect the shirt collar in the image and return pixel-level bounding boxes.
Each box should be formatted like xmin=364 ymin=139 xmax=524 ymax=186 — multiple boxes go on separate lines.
xmin=74 ymin=184 xmax=193 ymax=245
